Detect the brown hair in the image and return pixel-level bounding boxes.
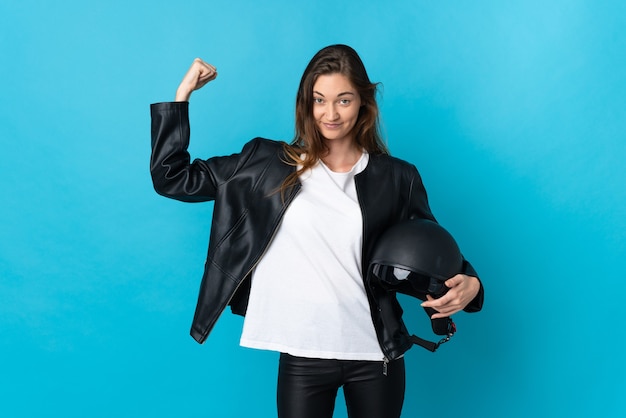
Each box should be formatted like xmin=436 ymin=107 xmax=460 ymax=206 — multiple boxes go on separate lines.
xmin=281 ymin=44 xmax=388 ymax=193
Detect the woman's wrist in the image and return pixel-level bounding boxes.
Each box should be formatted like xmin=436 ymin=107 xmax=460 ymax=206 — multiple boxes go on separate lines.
xmin=175 ymin=86 xmax=192 ymax=102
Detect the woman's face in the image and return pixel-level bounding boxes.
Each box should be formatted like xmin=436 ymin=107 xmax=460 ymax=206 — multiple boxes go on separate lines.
xmin=312 ymin=73 xmax=362 ymax=145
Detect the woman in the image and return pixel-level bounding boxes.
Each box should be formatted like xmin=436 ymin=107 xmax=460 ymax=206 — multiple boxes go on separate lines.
xmin=150 ymin=44 xmax=483 ymax=418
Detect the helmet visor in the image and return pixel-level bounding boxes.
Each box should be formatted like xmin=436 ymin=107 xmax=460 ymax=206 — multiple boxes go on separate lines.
xmin=373 ymin=264 xmax=447 ymax=297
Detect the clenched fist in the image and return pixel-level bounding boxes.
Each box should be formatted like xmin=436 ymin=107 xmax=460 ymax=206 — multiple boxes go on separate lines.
xmin=175 ymin=58 xmax=218 ymax=102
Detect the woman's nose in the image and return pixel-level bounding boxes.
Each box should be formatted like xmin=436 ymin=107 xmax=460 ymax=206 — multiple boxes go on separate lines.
xmin=327 ymin=104 xmax=339 ymax=121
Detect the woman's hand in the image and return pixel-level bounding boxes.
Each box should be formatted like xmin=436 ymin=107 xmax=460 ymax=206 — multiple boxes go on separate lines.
xmin=421 ymin=274 xmax=481 ymax=319
xmin=175 ymin=58 xmax=218 ymax=102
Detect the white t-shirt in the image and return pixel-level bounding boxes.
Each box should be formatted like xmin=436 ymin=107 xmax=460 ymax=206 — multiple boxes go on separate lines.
xmin=239 ymin=152 xmax=384 ymax=360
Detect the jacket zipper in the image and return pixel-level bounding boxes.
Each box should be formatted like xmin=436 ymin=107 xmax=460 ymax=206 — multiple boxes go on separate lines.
xmin=355 ymin=171 xmax=391 ymax=376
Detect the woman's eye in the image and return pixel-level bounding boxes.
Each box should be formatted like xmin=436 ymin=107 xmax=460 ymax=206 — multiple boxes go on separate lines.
xmin=314 ymin=98 xmax=324 ymax=104
xmin=339 ymin=99 xmax=351 ymax=105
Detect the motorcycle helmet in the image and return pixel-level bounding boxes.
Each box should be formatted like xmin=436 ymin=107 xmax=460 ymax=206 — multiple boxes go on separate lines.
xmin=367 ymin=217 xmax=463 ymax=352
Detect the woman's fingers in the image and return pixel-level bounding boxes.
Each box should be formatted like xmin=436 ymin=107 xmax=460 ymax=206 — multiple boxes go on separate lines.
xmin=175 ymin=58 xmax=218 ymax=101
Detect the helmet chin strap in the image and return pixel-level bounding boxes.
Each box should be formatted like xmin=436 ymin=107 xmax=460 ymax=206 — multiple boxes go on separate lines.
xmin=410 ymin=307 xmax=456 ymax=352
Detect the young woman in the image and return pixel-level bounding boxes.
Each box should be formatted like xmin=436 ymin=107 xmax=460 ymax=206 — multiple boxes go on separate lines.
xmin=150 ymin=44 xmax=483 ymax=418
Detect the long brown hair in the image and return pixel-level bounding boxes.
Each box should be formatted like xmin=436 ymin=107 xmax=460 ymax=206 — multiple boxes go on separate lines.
xmin=281 ymin=44 xmax=388 ymax=193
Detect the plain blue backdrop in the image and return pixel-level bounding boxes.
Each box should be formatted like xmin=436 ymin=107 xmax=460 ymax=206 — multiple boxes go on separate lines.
xmin=1 ymin=0 xmax=624 ymax=417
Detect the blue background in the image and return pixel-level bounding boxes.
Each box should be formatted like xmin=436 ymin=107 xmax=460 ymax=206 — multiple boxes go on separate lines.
xmin=1 ymin=0 xmax=624 ymax=416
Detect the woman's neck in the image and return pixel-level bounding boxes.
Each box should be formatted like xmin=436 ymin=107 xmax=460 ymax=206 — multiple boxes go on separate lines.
xmin=321 ymin=141 xmax=362 ymax=173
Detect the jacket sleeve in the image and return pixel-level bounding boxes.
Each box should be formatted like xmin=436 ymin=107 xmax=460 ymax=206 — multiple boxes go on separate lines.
xmin=150 ymin=101 xmax=245 ymax=202
xmin=407 ymin=165 xmax=484 ymax=313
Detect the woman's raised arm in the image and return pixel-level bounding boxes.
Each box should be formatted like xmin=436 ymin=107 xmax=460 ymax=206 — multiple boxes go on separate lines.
xmin=175 ymin=58 xmax=218 ymax=102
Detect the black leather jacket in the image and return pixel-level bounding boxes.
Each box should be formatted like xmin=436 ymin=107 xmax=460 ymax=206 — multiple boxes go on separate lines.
xmin=150 ymin=102 xmax=483 ymax=360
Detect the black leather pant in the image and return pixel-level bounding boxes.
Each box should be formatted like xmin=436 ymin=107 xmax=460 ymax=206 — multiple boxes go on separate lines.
xmin=277 ymin=353 xmax=405 ymax=418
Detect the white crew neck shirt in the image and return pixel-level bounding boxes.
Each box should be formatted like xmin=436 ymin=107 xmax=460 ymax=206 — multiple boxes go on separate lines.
xmin=240 ymin=152 xmax=384 ymax=360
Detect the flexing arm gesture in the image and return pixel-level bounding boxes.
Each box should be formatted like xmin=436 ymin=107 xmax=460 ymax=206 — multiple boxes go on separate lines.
xmin=175 ymin=58 xmax=218 ymax=102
